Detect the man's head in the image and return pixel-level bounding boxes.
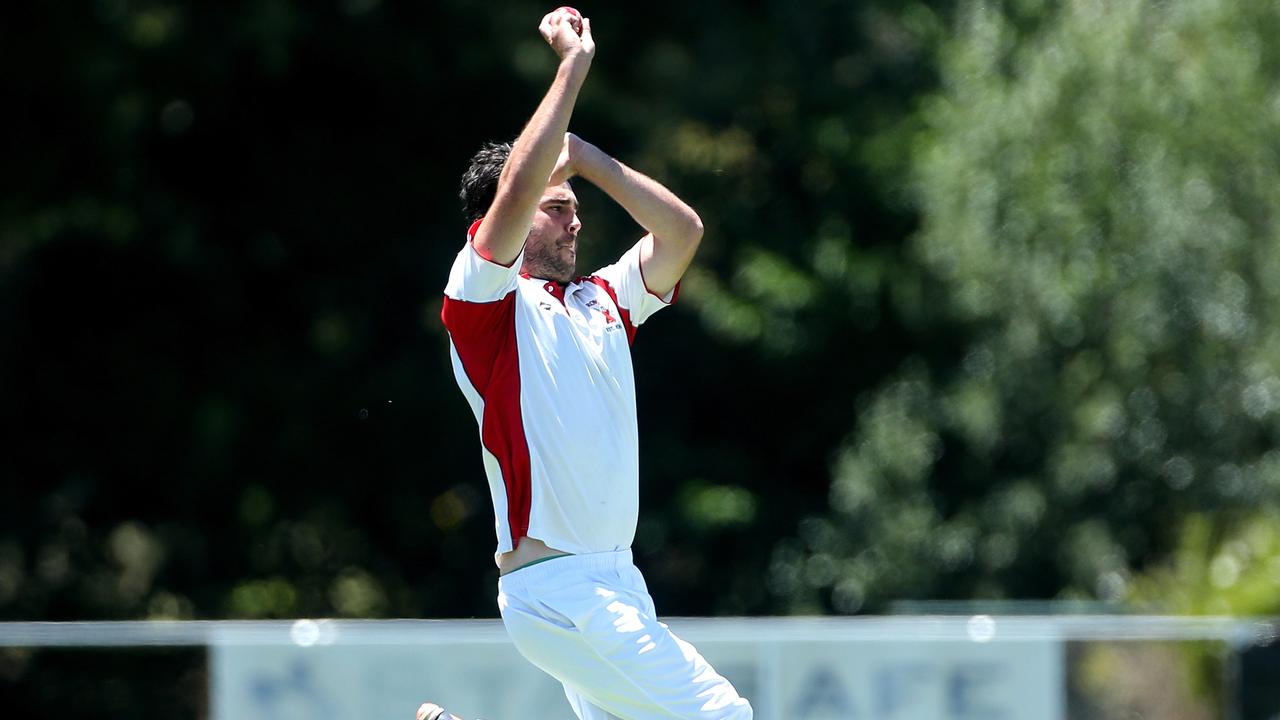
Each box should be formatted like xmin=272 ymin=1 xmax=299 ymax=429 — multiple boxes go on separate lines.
xmin=460 ymin=142 xmax=582 ymax=284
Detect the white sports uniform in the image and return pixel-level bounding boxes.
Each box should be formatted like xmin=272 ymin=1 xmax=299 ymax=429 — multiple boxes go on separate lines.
xmin=441 ymin=228 xmax=753 ymax=719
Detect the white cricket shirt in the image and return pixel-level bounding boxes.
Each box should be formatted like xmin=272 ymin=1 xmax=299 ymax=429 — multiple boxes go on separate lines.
xmin=441 ymin=228 xmax=677 ymax=556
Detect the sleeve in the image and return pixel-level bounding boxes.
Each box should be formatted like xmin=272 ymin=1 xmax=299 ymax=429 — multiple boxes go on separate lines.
xmin=440 ymin=229 xmax=524 ymax=342
xmin=590 ymin=239 xmax=679 ymax=328
xmin=443 ymin=233 xmax=523 ymax=304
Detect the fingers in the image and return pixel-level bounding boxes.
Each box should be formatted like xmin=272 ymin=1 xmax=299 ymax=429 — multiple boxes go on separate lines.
xmin=538 ymin=8 xmax=593 ymax=59
xmin=538 ymin=11 xmax=560 ymax=43
xmin=554 ymin=6 xmax=583 ymax=35
xmin=539 ymin=8 xmax=576 ymax=39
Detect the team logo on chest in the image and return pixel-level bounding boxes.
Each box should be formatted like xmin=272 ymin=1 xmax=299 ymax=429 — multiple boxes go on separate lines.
xmin=585 ymin=298 xmax=623 ymax=332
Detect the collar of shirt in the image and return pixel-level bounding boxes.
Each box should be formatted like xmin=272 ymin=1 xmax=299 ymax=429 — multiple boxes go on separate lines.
xmin=521 ymin=272 xmax=573 ymax=305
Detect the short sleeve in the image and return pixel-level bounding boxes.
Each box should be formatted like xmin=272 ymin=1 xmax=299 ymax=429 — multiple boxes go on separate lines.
xmin=444 ymin=237 xmax=523 ymax=304
xmin=590 ymin=239 xmax=679 ymax=327
xmin=441 ymin=227 xmax=524 ymax=343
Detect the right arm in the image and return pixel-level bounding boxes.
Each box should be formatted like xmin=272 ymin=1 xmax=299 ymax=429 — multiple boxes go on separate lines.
xmin=472 ymin=9 xmax=595 ymax=266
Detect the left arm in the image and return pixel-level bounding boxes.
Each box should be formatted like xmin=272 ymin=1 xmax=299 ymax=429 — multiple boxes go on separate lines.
xmin=559 ymin=134 xmax=702 ymax=296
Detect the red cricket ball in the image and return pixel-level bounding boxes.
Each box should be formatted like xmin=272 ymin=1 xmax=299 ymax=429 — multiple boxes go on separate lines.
xmin=555 ymin=6 xmax=583 ymax=35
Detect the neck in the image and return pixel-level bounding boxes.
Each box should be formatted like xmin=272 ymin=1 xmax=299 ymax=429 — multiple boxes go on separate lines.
xmin=521 ymin=268 xmax=570 ymax=284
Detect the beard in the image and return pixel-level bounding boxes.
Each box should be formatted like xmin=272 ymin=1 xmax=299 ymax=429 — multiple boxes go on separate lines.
xmin=523 ymin=237 xmax=576 ymax=283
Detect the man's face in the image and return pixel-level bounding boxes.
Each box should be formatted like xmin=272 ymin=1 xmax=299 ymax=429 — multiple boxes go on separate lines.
xmin=521 ymin=182 xmax=581 ymax=283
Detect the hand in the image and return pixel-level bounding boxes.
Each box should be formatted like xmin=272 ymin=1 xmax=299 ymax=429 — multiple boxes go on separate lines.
xmin=548 ymin=132 xmax=584 ymax=186
xmin=538 ymin=7 xmax=594 ymax=61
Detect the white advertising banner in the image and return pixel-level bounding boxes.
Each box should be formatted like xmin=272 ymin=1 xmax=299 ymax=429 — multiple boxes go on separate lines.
xmin=211 ymin=617 xmax=1063 ymax=720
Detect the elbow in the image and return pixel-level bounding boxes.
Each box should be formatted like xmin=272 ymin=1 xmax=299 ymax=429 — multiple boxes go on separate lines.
xmin=685 ymin=210 xmax=704 ymax=246
xmin=673 ymin=211 xmax=703 ymax=260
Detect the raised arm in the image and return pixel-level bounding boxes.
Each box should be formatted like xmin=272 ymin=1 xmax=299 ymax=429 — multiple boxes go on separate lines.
xmin=557 ymin=134 xmax=703 ymax=296
xmin=472 ymin=9 xmax=595 ymax=266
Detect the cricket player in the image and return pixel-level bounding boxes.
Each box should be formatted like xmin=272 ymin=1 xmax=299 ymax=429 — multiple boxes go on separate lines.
xmin=419 ymin=7 xmax=753 ymax=720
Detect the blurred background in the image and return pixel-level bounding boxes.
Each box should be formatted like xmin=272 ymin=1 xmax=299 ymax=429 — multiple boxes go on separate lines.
xmin=3 ymin=0 xmax=1280 ymax=717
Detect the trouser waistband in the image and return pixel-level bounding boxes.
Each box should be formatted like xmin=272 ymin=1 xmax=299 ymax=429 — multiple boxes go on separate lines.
xmin=497 ymin=548 xmax=633 ymax=590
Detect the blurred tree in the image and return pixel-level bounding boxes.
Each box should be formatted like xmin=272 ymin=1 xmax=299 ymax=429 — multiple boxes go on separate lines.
xmin=1070 ymin=640 xmax=1218 ymax=720
xmin=1132 ymin=512 xmax=1280 ymax=618
xmin=770 ymin=0 xmax=1280 ymax=612
xmin=1115 ymin=511 xmax=1280 ymax=708
xmin=0 ymin=0 xmax=956 ymax=623
xmin=1 ymin=0 xmax=580 ymax=621
xmin=14 ymin=0 xmax=1278 ymax=637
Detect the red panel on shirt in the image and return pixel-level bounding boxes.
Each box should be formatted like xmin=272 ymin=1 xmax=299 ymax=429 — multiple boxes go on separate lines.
xmin=440 ymin=294 xmax=532 ymax=546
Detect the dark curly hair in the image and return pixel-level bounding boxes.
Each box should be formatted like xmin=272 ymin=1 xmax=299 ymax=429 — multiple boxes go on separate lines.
xmin=459 ymin=141 xmax=513 ymax=223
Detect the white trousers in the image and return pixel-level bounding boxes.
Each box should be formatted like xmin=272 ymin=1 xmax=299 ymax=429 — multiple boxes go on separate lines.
xmin=497 ymin=549 xmax=753 ymax=720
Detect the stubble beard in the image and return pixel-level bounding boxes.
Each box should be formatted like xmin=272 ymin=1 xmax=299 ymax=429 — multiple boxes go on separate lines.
xmin=524 ymin=238 xmax=576 ymax=284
